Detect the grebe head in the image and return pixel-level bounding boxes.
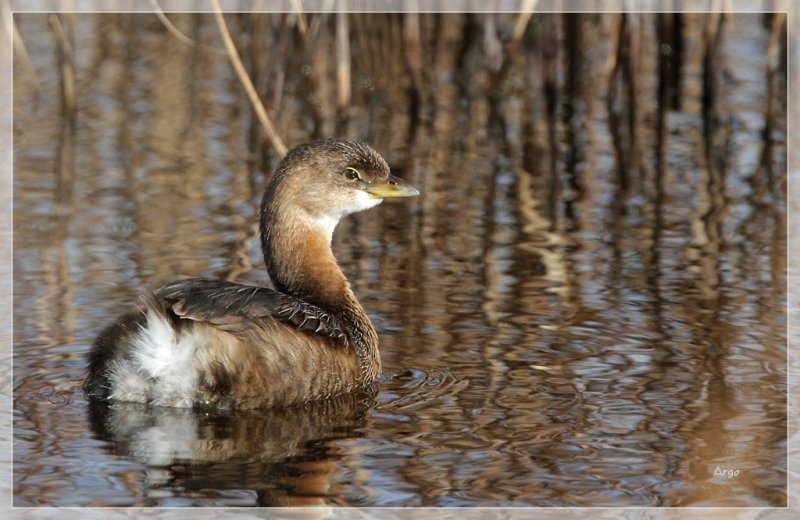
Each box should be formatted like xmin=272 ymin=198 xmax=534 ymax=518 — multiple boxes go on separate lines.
xmin=260 ymin=140 xmax=419 ymax=304
xmin=263 ymin=140 xmax=419 ymax=232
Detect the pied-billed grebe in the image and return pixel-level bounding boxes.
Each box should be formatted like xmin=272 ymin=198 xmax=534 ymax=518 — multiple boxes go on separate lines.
xmin=84 ymin=140 xmax=419 ymax=409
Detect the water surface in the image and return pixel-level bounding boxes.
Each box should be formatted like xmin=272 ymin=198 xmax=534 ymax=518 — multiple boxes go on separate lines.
xmin=12 ymin=12 xmax=786 ymax=507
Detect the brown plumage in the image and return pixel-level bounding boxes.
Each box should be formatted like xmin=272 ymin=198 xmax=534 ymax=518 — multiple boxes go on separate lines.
xmin=84 ymin=140 xmax=418 ymax=409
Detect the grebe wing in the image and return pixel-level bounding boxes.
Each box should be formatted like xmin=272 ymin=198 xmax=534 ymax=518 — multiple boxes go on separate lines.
xmin=155 ymin=278 xmax=349 ymax=347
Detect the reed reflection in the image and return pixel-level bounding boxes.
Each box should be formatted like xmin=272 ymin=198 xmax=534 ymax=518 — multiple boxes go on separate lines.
xmin=12 ymin=11 xmax=787 ymax=507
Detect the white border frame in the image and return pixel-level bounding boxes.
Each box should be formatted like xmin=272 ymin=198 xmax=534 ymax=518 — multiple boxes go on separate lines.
xmin=2 ymin=1 xmax=796 ymax=519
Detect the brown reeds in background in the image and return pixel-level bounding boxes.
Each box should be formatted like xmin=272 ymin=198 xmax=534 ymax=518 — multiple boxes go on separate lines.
xmin=16 ymin=9 xmax=785 ymax=292
xmin=175 ymin=10 xmax=786 ymax=202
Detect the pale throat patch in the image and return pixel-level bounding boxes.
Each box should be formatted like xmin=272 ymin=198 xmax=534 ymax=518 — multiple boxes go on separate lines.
xmin=352 ymin=189 xmax=383 ymax=212
xmin=313 ymin=190 xmax=383 ymax=240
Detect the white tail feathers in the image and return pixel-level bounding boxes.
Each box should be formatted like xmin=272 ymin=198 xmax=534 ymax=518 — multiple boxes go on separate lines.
xmin=108 ymin=305 xmax=200 ymax=407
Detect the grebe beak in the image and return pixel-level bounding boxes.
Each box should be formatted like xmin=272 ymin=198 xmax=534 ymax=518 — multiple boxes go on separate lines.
xmin=363 ymin=175 xmax=420 ymax=199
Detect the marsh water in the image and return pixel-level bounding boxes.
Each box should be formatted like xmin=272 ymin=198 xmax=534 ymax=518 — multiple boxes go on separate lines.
xmin=12 ymin=12 xmax=787 ymax=507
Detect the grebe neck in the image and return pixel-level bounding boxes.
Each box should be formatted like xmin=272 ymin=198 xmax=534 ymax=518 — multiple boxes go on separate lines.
xmin=260 ymin=198 xmax=380 ymax=377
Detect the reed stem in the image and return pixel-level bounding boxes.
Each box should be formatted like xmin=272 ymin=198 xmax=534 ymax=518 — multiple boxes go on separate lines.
xmin=211 ymin=0 xmax=288 ymax=157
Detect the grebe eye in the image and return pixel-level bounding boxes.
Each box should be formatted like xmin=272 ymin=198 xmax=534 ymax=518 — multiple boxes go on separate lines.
xmin=344 ymin=167 xmax=361 ymax=181
xmin=388 ymin=178 xmax=397 ymax=185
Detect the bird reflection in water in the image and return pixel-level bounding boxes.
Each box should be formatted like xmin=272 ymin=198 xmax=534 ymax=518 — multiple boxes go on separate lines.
xmin=86 ymin=389 xmax=377 ymax=506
